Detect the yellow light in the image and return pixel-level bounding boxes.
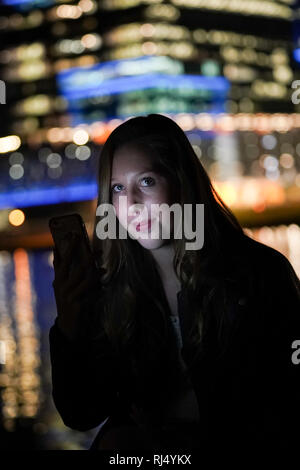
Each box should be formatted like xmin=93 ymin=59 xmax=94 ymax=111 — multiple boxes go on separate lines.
xmin=145 ymin=4 xmax=180 ymax=21
xmin=195 ymin=113 xmax=214 ymax=131
xmin=78 ymin=0 xmax=94 ymax=12
xmin=169 ymin=0 xmax=291 ymax=19
xmin=18 ymin=95 xmax=51 ymax=116
xmin=81 ymin=33 xmax=100 ymax=49
xmin=8 ymin=209 xmax=25 ymax=227
xmin=295 ymin=174 xmax=300 ymax=187
xmin=62 ymin=127 xmax=73 ymax=142
xmin=279 ymin=153 xmax=294 ymax=169
xmin=73 ymin=128 xmax=89 ymax=145
xmin=142 ymin=41 xmax=157 ymax=54
xmin=18 ymin=60 xmax=48 ymax=81
xmin=214 ymin=181 xmax=237 ymax=206
xmin=216 ymin=114 xmax=236 ymax=132
xmin=0 ymin=135 xmax=21 ymax=154
xmin=56 ymin=5 xmax=82 ymax=19
xmin=140 ymin=23 xmax=155 ymax=37
xmin=16 ymin=43 xmax=45 ymax=61
xmin=176 ymin=114 xmax=194 ymax=131
xmin=47 ymin=127 xmax=64 ymax=143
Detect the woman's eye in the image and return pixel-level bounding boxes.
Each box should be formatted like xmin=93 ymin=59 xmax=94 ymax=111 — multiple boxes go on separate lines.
xmin=111 ymin=177 xmax=154 ymax=193
xmin=111 ymin=184 xmax=123 ymax=193
xmin=141 ymin=177 xmax=155 ymax=187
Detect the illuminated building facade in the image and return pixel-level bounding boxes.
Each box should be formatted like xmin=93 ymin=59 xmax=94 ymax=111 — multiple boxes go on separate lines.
xmin=0 ymin=0 xmax=299 ymax=209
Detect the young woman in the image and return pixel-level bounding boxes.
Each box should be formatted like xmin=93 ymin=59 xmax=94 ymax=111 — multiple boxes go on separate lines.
xmin=50 ymin=114 xmax=300 ymax=453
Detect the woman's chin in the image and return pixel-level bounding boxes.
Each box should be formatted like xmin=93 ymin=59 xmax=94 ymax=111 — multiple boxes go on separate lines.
xmin=127 ymin=230 xmax=163 ymax=248
xmin=127 ymin=224 xmax=173 ymax=249
xmin=138 ymin=238 xmax=167 ymax=250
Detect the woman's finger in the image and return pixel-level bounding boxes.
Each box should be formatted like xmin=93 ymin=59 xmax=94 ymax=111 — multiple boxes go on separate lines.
xmin=57 ymin=240 xmax=81 ymax=278
xmin=64 ymin=259 xmax=94 ymax=283
xmin=52 ymin=241 xmax=74 ymax=272
xmin=63 ymin=273 xmax=96 ymax=300
xmin=54 ymin=263 xmax=99 ymax=300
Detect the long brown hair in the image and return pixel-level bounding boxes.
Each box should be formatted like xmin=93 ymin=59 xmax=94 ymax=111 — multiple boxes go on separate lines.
xmin=90 ymin=114 xmax=246 ymax=410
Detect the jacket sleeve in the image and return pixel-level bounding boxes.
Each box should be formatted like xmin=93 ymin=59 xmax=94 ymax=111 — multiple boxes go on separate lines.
xmin=258 ymin=249 xmax=300 ymax=450
xmin=49 ymin=306 xmax=122 ymax=432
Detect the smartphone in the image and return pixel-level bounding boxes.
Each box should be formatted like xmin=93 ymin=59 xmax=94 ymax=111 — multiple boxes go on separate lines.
xmin=49 ymin=213 xmax=98 ymax=273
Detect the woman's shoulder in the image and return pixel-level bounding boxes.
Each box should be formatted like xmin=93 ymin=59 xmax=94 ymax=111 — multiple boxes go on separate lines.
xmin=231 ymin=233 xmax=300 ymax=295
xmin=232 ymin=232 xmax=295 ymax=271
xmin=219 ymin=234 xmax=300 ymax=335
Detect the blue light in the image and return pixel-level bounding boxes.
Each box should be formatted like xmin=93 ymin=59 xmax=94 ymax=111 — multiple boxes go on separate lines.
xmin=57 ymin=71 xmax=230 ymax=101
xmin=57 ymin=55 xmax=183 ymax=83
xmin=56 ymin=57 xmax=229 ymax=125
xmin=3 ymin=0 xmax=53 ymax=9
xmin=0 ymin=182 xmax=98 ymax=209
xmin=294 ymin=48 xmax=300 ymax=63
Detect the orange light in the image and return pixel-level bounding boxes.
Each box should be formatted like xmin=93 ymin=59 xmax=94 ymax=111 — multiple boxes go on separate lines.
xmin=93 ymin=130 xmax=112 ymax=144
xmin=8 ymin=209 xmax=25 ymax=226
xmin=252 ymin=202 xmax=266 ymax=213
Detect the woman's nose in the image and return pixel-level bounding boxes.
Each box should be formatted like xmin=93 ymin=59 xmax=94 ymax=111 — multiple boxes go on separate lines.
xmin=126 ymin=190 xmax=145 ymax=215
xmin=127 ymin=191 xmax=144 ymax=212
xmin=128 ymin=201 xmax=146 ymax=219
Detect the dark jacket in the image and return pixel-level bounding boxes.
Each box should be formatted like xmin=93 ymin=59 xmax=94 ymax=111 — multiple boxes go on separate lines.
xmin=49 ymin=235 xmax=300 ymax=453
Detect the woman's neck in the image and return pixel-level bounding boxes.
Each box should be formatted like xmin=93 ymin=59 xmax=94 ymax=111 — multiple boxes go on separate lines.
xmin=150 ymin=242 xmax=179 ymax=284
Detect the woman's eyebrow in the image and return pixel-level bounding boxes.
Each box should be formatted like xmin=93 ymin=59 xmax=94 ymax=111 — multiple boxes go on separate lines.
xmin=111 ymin=168 xmax=154 ymax=183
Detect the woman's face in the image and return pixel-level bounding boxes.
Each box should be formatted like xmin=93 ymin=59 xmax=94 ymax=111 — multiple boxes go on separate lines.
xmin=111 ymin=143 xmax=174 ymax=250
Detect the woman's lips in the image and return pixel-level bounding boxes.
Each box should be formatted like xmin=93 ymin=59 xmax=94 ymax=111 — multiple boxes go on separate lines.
xmin=136 ymin=219 xmax=152 ymax=231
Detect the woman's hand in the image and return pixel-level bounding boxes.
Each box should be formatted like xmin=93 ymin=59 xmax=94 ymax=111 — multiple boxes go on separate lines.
xmin=52 ymin=233 xmax=101 ymax=342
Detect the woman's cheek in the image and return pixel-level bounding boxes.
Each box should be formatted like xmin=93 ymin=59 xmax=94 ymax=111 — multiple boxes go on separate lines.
xmin=112 ymin=202 xmax=118 ymax=218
